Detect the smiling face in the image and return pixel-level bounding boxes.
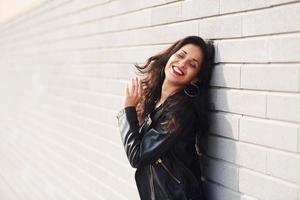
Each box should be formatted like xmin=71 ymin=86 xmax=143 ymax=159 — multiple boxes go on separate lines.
xmin=164 ymin=43 xmax=203 ymax=88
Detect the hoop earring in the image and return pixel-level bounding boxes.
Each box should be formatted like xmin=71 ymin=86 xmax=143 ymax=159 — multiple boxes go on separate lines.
xmin=184 ymin=82 xmax=200 ymax=97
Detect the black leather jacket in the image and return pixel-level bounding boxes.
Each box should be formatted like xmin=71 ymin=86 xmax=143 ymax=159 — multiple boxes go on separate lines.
xmin=116 ymin=98 xmax=206 ymax=200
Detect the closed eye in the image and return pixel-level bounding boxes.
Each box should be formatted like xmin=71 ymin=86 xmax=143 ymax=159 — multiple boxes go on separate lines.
xmin=176 ymin=54 xmax=183 ymax=58
xmin=176 ymin=53 xmax=198 ymax=68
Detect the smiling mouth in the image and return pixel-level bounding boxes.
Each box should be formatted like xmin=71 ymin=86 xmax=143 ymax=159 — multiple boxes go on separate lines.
xmin=171 ymin=65 xmax=184 ymax=76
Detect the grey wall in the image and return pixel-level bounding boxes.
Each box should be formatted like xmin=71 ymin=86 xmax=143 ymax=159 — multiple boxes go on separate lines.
xmin=0 ymin=0 xmax=300 ymax=199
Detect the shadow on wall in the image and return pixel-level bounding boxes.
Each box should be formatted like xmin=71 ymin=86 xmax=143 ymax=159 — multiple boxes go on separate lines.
xmin=203 ymin=47 xmax=239 ymax=200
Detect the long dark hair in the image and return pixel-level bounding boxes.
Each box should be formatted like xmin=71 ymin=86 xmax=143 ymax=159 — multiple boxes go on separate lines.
xmin=134 ymin=35 xmax=215 ymax=153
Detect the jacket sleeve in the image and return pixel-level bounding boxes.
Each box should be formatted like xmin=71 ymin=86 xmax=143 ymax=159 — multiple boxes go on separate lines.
xmin=116 ymin=105 xmax=195 ymax=168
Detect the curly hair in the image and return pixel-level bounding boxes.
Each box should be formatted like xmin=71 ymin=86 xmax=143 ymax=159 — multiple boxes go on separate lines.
xmin=134 ymin=35 xmax=215 ymax=153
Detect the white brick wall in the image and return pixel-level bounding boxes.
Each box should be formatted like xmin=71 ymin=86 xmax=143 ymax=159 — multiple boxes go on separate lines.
xmin=0 ymin=0 xmax=299 ymax=199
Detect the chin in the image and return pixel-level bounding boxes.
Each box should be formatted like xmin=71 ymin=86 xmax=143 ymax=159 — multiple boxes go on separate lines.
xmin=165 ymin=72 xmax=186 ymax=87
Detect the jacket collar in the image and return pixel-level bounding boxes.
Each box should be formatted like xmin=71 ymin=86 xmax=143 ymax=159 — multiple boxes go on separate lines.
xmin=139 ymin=105 xmax=165 ymax=134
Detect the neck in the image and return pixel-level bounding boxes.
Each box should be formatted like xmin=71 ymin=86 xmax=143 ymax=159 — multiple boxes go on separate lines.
xmin=158 ymin=79 xmax=182 ymax=103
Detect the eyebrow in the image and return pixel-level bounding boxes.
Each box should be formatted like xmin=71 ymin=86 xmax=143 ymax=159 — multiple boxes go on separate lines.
xmin=181 ymin=50 xmax=200 ymax=64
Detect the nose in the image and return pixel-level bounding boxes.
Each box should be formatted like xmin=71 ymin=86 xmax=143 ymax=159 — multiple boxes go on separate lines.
xmin=177 ymin=59 xmax=187 ymax=69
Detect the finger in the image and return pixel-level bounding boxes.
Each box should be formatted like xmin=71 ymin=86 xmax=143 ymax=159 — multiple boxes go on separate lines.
xmin=127 ymin=79 xmax=132 ymax=95
xmin=138 ymin=78 xmax=142 ymax=97
xmin=135 ymin=77 xmax=139 ymax=96
xmin=131 ymin=78 xmax=136 ymax=94
xmin=125 ymin=82 xmax=129 ymax=96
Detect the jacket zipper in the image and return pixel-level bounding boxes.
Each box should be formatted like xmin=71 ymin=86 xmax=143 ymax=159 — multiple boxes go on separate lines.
xmin=149 ymin=165 xmax=156 ymax=200
xmin=155 ymin=158 xmax=181 ymax=184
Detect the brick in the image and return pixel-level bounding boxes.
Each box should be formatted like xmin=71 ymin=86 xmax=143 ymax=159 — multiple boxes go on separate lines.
xmin=67 ymin=63 xmax=134 ymax=80
xmin=239 ymin=168 xmax=298 ymax=200
xmin=164 ymin=0 xmax=181 ymax=3
xmin=204 ymin=181 xmax=240 ymax=200
xmin=243 ymin=3 xmax=300 ymax=36
xmin=147 ymin=21 xmax=199 ymax=44
xmin=269 ymin=33 xmax=300 ymax=62
xmin=210 ymin=88 xmax=266 ymax=117
xmin=151 ymin=2 xmax=181 ymax=25
xmin=207 ymin=135 xmax=237 ymax=163
xmin=216 ymin=38 xmax=269 ymax=63
xmin=62 ymin=21 xmax=103 ymax=37
xmin=204 ymin=157 xmax=239 ymax=190
xmin=240 ymin=195 xmax=258 ymax=200
xmin=199 ymin=14 xmax=242 ymax=39
xmin=241 ymin=64 xmax=300 ymax=92
xmin=0 ymin=173 xmax=19 ymax=199
xmin=210 ymin=64 xmax=241 ymax=88
xmin=209 ymin=112 xmax=241 ymax=139
xmin=140 ymin=0 xmax=165 ymax=7
xmin=298 ymin=127 xmax=300 ymax=153
xmin=110 ymin=9 xmax=152 ymax=31
xmin=220 ymin=0 xmax=269 ymax=14
xmin=269 ymin=0 xmax=300 ymax=6
xmin=104 ymin=0 xmax=141 ymax=15
xmin=240 ymin=116 xmax=298 ymax=152
xmin=267 ymin=150 xmax=300 ymax=184
xmin=105 ymin=45 xmax=166 ymax=63
xmin=221 ymin=0 xmax=298 ymax=14
xmin=236 ymin=142 xmax=267 ymax=173
xmin=72 ymin=4 xmax=110 ymax=24
xmin=267 ymin=93 xmax=300 ymax=123
xmin=181 ymin=0 xmax=219 ymax=20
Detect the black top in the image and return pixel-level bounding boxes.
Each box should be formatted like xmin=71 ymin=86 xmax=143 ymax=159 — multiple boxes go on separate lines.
xmin=116 ymin=94 xmax=206 ymax=199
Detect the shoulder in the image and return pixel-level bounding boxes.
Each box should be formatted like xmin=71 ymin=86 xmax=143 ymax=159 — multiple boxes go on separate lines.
xmin=166 ymin=96 xmax=196 ymax=117
xmin=159 ymin=96 xmax=197 ymax=134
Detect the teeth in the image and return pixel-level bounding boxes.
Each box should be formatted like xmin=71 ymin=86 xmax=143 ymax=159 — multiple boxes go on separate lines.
xmin=172 ymin=65 xmax=183 ymax=75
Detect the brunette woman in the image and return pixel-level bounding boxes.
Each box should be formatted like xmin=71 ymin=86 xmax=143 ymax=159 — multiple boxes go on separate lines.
xmin=116 ymin=35 xmax=215 ymax=200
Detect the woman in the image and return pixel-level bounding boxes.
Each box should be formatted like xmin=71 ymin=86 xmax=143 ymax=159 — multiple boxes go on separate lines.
xmin=116 ymin=35 xmax=215 ymax=200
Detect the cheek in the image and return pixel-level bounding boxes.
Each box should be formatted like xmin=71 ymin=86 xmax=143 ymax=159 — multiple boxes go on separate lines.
xmin=167 ymin=55 xmax=177 ymax=65
xmin=187 ymin=69 xmax=199 ymax=80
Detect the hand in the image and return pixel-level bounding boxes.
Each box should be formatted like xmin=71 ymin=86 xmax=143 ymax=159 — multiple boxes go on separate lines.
xmin=123 ymin=77 xmax=142 ymax=107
